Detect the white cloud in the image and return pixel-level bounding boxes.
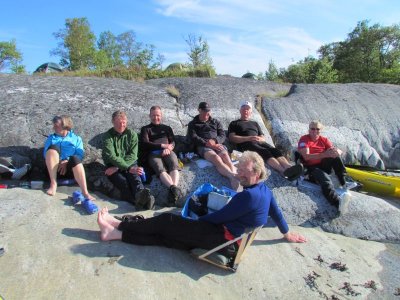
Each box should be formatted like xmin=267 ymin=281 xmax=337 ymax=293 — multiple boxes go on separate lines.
xmin=155 ymin=0 xmax=283 ymax=29
xmin=207 ymin=27 xmax=322 ymax=76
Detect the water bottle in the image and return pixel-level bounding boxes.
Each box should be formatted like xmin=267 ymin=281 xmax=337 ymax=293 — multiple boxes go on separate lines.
xmin=140 ymin=170 xmax=146 ymax=183
xmin=58 ymin=179 xmax=76 ymax=186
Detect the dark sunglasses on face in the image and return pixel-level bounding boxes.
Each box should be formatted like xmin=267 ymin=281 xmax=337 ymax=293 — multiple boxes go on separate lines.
xmin=310 ymin=128 xmax=321 ymax=131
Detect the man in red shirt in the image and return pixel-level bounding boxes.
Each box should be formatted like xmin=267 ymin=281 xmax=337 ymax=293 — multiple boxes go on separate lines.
xmin=298 ymin=121 xmax=349 ymax=212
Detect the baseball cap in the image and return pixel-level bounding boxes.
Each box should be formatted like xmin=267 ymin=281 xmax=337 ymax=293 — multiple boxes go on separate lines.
xmin=240 ymin=100 xmax=253 ymax=109
xmin=198 ymin=102 xmax=211 ymax=111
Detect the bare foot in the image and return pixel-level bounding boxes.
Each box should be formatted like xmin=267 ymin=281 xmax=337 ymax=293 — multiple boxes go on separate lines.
xmin=97 ymin=211 xmax=121 ymax=241
xmin=83 ymin=193 xmax=96 ymax=201
xmin=100 ymin=207 xmax=120 ymax=228
xmin=46 ymin=182 xmax=57 ymax=196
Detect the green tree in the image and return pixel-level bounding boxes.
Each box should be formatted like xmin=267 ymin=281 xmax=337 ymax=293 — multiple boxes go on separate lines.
xmin=265 ymin=60 xmax=279 ymax=81
xmin=0 ymin=40 xmax=25 ymax=73
xmin=51 ymin=18 xmax=96 ymax=70
xmin=97 ymin=31 xmax=122 ymax=67
xmin=315 ymin=58 xmax=338 ymax=83
xmin=318 ymin=20 xmax=400 ymax=83
xmin=184 ymin=34 xmax=213 ymax=68
xmin=117 ymin=30 xmax=141 ymax=67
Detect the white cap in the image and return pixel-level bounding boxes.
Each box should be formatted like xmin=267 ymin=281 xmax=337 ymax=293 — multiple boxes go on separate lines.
xmin=240 ymin=100 xmax=253 ymax=109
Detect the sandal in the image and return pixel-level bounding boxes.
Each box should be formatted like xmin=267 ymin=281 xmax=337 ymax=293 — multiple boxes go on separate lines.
xmin=114 ymin=214 xmax=145 ymax=222
xmin=81 ymin=198 xmax=98 ymax=214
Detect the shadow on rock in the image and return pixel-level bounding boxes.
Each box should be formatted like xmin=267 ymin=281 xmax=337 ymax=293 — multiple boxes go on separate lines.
xmin=68 ymin=238 xmax=231 ymax=279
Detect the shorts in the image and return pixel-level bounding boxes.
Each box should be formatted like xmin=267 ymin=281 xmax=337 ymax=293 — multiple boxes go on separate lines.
xmin=148 ymin=151 xmax=180 ymax=176
xmin=46 ymin=145 xmax=82 ymax=178
xmin=196 ymin=145 xmax=228 ymax=158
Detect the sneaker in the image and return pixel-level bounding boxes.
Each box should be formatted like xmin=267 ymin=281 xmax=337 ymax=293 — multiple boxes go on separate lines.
xmin=338 ymin=191 xmax=352 ymax=215
xmin=11 ymin=164 xmax=31 ymax=180
xmin=344 ymin=181 xmax=359 ymax=190
xmin=135 ymin=188 xmax=155 ymax=210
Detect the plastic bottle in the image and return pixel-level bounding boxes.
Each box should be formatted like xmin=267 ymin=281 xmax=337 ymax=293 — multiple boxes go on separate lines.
xmin=140 ymin=170 xmax=146 ymax=182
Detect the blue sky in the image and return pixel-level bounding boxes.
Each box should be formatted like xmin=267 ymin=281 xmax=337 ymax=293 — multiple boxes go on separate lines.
xmin=1 ymin=0 xmax=399 ymax=76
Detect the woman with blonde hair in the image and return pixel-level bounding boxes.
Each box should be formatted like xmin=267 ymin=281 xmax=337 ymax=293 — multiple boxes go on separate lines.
xmin=44 ymin=115 xmax=95 ymax=201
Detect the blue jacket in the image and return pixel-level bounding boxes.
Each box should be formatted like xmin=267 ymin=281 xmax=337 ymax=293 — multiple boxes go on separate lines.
xmin=43 ymin=130 xmax=84 ymax=161
xmin=199 ymin=182 xmax=289 ymax=237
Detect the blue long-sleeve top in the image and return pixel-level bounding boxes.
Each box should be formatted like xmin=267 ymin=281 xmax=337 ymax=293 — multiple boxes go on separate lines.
xmin=199 ymin=182 xmax=289 ymax=237
xmin=43 ymin=130 xmax=84 ymax=161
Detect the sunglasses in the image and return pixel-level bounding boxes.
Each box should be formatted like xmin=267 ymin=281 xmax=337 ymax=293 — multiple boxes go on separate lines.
xmin=310 ymin=128 xmax=321 ymax=131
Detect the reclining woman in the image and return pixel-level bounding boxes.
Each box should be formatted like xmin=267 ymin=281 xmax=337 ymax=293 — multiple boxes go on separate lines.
xmin=97 ymin=151 xmax=306 ymax=257
xmin=44 ymin=115 xmax=95 ymax=200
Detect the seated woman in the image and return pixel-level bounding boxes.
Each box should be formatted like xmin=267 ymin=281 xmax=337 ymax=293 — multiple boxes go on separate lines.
xmin=97 ymin=151 xmax=306 ymax=257
xmin=43 ymin=115 xmax=94 ymax=200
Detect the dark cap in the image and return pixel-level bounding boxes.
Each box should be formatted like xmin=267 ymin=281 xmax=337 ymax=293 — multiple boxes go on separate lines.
xmin=198 ymin=102 xmax=211 ymax=112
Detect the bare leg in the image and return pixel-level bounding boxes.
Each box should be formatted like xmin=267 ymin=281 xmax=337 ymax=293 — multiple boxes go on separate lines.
xmin=169 ymin=169 xmax=180 ymax=186
xmin=159 ymin=171 xmax=173 ymax=188
xmin=72 ymin=163 xmax=95 ymax=200
xmin=277 ymin=156 xmax=292 ymax=170
xmin=219 ymin=152 xmax=236 ymax=173
xmin=266 ymin=157 xmax=286 ymax=174
xmin=204 ymin=151 xmax=235 ymax=179
xmin=45 ymin=149 xmax=59 ymax=196
xmin=97 ymin=210 xmax=123 ymax=241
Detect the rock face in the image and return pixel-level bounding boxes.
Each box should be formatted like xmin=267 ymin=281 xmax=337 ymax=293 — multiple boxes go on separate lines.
xmin=263 ymin=83 xmax=400 ymax=169
xmin=1 ymin=74 xmax=400 ymax=242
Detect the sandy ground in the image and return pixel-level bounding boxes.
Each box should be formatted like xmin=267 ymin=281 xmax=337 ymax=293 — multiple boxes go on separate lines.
xmin=0 ymin=186 xmax=399 ymax=300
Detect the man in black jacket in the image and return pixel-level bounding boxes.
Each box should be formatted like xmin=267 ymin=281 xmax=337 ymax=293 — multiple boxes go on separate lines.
xmin=187 ymin=102 xmax=238 ymax=189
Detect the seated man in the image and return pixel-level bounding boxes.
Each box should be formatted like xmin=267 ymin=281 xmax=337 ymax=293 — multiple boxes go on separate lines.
xmin=102 ymin=110 xmax=155 ymax=210
xmin=187 ymin=102 xmax=238 ymax=189
xmin=44 ymin=115 xmax=94 ymax=200
xmin=97 ymin=151 xmax=307 ymax=258
xmin=140 ymin=106 xmax=183 ymax=206
xmin=298 ymin=121 xmax=350 ymax=213
xmin=228 ymin=101 xmax=303 ymax=180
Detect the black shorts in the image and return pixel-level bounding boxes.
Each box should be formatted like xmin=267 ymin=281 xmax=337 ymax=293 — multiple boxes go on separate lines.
xmin=46 ymin=145 xmax=82 ymax=178
xmin=239 ymin=142 xmax=283 ymax=160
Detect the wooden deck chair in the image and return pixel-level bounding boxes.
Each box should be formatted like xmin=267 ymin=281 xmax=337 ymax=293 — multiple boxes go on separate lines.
xmin=191 ymin=226 xmax=262 ymax=272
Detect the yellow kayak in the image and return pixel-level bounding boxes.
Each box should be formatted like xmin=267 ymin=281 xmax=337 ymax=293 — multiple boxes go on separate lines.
xmin=346 ymin=166 xmax=400 ymax=198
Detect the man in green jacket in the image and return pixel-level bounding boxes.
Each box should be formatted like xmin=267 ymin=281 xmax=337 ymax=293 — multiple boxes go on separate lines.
xmin=103 ymin=110 xmax=155 ymax=210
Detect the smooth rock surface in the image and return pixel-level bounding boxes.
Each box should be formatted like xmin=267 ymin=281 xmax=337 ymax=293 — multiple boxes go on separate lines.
xmin=0 ymin=187 xmax=399 ymax=300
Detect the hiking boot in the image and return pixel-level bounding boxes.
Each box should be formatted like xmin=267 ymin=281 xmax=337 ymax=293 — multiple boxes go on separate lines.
xmin=135 ymin=188 xmax=155 ymax=210
xmin=169 ymin=185 xmax=183 ymax=206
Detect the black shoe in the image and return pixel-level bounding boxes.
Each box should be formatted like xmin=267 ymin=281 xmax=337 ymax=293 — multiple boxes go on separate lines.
xmin=169 ymin=185 xmax=183 ymax=205
xmin=283 ymin=164 xmax=304 ymax=181
xmin=135 ymin=188 xmax=155 ymax=210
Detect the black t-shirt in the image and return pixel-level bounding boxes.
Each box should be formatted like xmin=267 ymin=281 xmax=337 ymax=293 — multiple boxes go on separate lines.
xmin=228 ymin=119 xmax=263 ymax=137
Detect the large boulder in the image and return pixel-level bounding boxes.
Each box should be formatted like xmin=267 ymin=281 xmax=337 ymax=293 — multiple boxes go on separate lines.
xmin=263 ymin=83 xmax=400 ymax=169
xmin=1 ymin=74 xmax=399 ymax=242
